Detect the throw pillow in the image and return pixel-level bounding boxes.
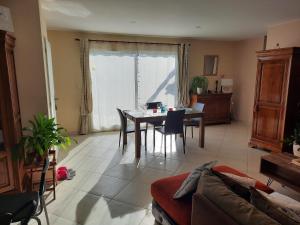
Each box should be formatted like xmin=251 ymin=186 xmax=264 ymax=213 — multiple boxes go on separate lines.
xmin=221 ymin=172 xmax=256 ymax=188
xmin=196 ymin=171 xmax=280 ymax=225
xmin=173 ymin=160 xmax=217 ymax=199
xmin=212 ymin=170 xmax=252 ymax=201
xmin=250 ymin=187 xmax=300 ymax=225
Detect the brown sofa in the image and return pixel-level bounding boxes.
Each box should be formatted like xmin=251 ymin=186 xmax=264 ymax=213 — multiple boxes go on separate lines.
xmin=151 ymin=165 xmax=276 ymax=225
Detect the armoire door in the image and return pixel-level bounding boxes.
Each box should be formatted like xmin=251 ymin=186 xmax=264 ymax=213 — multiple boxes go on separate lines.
xmin=252 ymin=58 xmax=289 ymax=148
xmin=0 ymin=31 xmax=22 ymax=193
xmin=0 ymin=150 xmax=15 ymax=192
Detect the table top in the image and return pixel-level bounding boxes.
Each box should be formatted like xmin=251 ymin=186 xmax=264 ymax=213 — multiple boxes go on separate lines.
xmin=123 ymin=109 xmax=204 ymax=122
xmin=261 ymin=153 xmax=299 ymax=173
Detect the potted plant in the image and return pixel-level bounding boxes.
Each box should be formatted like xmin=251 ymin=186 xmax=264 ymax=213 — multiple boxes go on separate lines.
xmin=18 ymin=113 xmax=74 ymax=165
xmin=285 ymin=123 xmax=300 ymax=157
xmin=190 ymin=76 xmax=208 ymax=106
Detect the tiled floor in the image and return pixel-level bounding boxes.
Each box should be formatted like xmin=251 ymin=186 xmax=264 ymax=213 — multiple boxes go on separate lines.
xmin=28 ymin=122 xmax=300 ymax=225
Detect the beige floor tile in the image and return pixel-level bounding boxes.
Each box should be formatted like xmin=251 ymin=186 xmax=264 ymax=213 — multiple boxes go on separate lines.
xmin=134 ymin=167 xmax=173 ymax=185
xmin=79 ymin=174 xmax=130 ymax=198
xmin=59 ymin=190 xmax=111 ymax=224
xmin=146 ymin=157 xmax=182 ymax=172
xmin=28 ymin=212 xmax=58 ymax=225
xmin=114 ymin=181 xmax=153 ymax=208
xmin=85 ymin=200 xmax=147 ymax=225
xmin=104 ymin=164 xmax=144 ymax=180
xmin=47 ymin=186 xmax=77 ymax=216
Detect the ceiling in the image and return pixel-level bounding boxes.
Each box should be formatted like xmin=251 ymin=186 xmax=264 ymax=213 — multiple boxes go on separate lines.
xmin=42 ymin=0 xmax=300 ymax=40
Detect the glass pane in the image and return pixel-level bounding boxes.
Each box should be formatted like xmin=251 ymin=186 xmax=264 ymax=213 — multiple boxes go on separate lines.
xmin=90 ymin=54 xmax=136 ymax=131
xmin=137 ymin=54 xmax=177 ymax=108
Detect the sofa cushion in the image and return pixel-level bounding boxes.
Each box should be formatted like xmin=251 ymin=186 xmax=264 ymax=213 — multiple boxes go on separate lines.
xmin=250 ymin=188 xmax=300 ymax=225
xmin=213 ymin=170 xmax=252 ymax=201
xmin=173 ymin=161 xmax=217 ymax=199
xmin=197 ymin=170 xmax=281 ymax=225
xmin=151 ymin=173 xmax=192 ymax=225
xmin=212 ymin=165 xmax=273 ymax=194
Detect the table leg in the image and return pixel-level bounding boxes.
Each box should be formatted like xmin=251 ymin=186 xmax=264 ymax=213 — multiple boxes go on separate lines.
xmin=199 ymin=117 xmax=205 ymax=148
xmin=135 ymin=121 xmax=141 ymax=158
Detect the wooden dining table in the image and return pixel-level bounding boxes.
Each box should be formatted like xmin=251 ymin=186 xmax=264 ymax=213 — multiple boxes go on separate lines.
xmin=123 ymin=109 xmax=205 ymax=158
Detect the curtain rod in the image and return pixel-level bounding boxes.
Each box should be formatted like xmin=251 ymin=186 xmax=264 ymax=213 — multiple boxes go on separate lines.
xmin=74 ymin=38 xmax=190 ymax=46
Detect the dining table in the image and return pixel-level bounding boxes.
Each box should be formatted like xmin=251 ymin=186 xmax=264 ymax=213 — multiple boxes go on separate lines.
xmin=123 ymin=109 xmax=205 ymax=158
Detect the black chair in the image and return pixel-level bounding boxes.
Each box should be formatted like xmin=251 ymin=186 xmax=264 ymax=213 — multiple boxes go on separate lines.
xmin=0 ymin=158 xmax=50 ymax=225
xmin=117 ymin=108 xmax=147 ymax=150
xmin=155 ymin=110 xmax=186 ymax=158
xmin=146 ymin=102 xmax=164 ymax=147
xmin=184 ymin=103 xmax=205 ymax=139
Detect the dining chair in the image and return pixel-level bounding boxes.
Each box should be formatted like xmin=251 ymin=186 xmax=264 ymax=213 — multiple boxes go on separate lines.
xmin=146 ymin=102 xmax=164 ymax=147
xmin=117 ymin=108 xmax=147 ymax=150
xmin=0 ymin=158 xmax=50 ymax=225
xmin=155 ymin=110 xmax=186 ymax=158
xmin=184 ymin=102 xmax=205 ymax=139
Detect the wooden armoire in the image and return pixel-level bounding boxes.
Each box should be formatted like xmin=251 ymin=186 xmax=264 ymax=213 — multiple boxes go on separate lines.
xmin=0 ymin=31 xmax=24 ymax=193
xmin=249 ymin=47 xmax=300 ymax=153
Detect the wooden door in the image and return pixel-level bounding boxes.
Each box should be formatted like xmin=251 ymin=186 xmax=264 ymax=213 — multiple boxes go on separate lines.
xmin=252 ymin=57 xmax=289 ymax=149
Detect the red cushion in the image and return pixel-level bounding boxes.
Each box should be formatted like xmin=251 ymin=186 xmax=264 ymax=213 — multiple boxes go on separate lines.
xmin=151 ymin=173 xmax=192 ymax=225
xmin=151 ymin=165 xmax=273 ymax=225
xmin=212 ymin=165 xmax=273 ymax=194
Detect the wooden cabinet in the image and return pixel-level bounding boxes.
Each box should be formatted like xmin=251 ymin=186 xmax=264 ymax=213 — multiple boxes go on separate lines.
xmin=249 ymin=47 xmax=300 ymax=153
xmin=197 ymin=93 xmax=232 ymax=124
xmin=0 ymin=31 xmax=23 ymax=193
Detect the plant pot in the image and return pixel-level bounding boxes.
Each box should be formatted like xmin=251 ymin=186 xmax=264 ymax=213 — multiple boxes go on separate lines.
xmin=190 ymin=94 xmax=198 ymax=107
xmin=293 ymin=142 xmax=300 ymax=157
xmin=197 ymin=87 xmax=202 ymax=95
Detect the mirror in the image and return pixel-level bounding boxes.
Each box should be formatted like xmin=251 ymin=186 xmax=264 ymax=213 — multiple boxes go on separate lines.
xmin=203 ymin=55 xmax=218 ymax=76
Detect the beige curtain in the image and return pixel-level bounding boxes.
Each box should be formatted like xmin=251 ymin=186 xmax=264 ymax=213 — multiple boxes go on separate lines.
xmin=79 ymin=39 xmax=93 ymax=134
xmin=178 ymin=43 xmax=190 ymax=106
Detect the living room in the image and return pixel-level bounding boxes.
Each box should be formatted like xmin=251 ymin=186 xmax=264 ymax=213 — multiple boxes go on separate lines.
xmin=1 ymin=1 xmax=300 ymax=225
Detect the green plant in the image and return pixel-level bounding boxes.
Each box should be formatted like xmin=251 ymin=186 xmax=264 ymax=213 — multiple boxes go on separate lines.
xmin=285 ymin=123 xmax=300 ymax=146
xmin=18 ymin=113 xmax=74 ymax=161
xmin=190 ymin=76 xmax=208 ymax=94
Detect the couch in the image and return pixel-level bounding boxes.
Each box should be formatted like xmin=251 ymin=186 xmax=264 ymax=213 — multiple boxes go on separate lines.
xmin=151 ymin=165 xmax=274 ymax=225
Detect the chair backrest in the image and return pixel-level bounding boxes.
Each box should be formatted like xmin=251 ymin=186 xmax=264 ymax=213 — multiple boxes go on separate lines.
xmin=146 ymin=102 xmax=162 ymax=109
xmin=192 ymin=102 xmax=205 ymax=112
xmin=165 ymin=110 xmax=185 ymax=134
xmin=117 ymin=108 xmax=127 ymax=132
xmin=39 ymin=157 xmax=50 ymax=196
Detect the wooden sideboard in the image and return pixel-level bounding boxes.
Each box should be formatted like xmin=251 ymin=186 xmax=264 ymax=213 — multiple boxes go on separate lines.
xmin=197 ymin=93 xmax=232 ymax=124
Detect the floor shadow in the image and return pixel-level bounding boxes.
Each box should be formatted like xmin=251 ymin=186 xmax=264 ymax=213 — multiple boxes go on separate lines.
xmin=74 ymin=140 xmax=152 ymax=224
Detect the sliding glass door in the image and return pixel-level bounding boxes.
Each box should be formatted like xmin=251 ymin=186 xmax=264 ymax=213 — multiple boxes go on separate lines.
xmin=90 ymin=44 xmax=178 ymax=131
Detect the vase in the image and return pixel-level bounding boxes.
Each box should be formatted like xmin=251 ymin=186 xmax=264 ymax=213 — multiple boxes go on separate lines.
xmin=293 ymin=142 xmax=300 ymax=157
xmin=197 ymin=87 xmax=202 ymax=95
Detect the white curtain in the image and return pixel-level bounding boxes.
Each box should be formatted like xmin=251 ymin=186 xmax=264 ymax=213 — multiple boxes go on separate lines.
xmin=178 ymin=43 xmax=190 ymax=106
xmin=79 ymin=39 xmax=93 ymax=134
xmin=89 ymin=41 xmax=178 ymax=131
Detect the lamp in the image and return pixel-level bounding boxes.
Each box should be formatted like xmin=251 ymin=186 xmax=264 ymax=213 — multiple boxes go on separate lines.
xmin=0 ymin=6 xmax=14 ymax=32
xmin=220 ymin=78 xmax=233 ymax=93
